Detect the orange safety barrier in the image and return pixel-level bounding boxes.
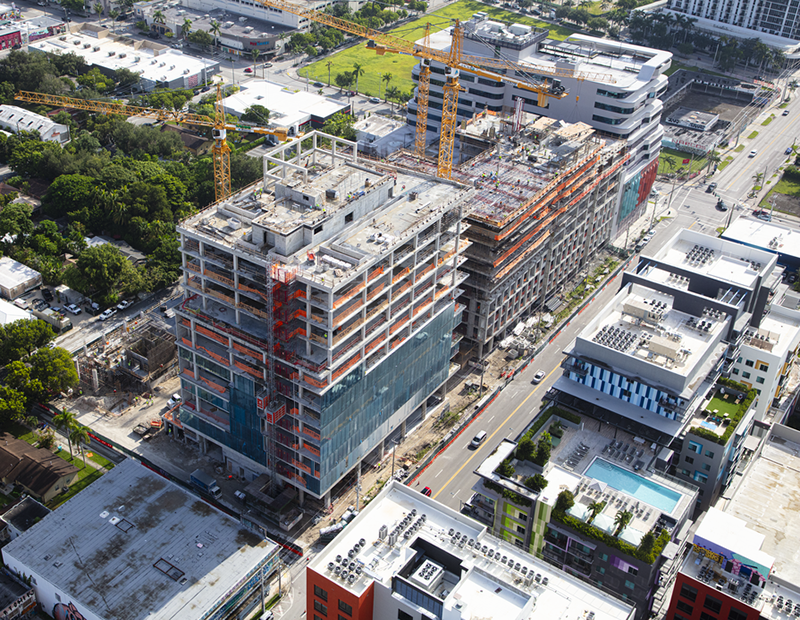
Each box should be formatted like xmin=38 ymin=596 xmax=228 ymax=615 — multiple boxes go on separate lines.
xmin=197 ymin=324 xmax=228 ymax=346
xmin=366 ymin=283 xmax=385 ymax=301
xmin=293 ymin=459 xmax=312 ymax=474
xmin=332 ymin=300 xmax=363 ymax=329
xmin=332 ymin=352 xmax=361 ymax=381
xmin=303 ymin=426 xmax=321 ymax=441
xmin=233 ymin=342 xmax=261 ymax=361
xmin=392 ymin=267 xmax=411 ymax=284
xmin=234 ymin=360 xmax=261 ymax=379
xmin=390 ymin=337 xmax=405 ymax=350
xmin=289 ymin=408 xmax=300 ymax=417
xmin=333 ymin=317 xmax=364 ymax=345
xmin=314 ymin=470 xmax=320 ymax=478
xmin=206 ymin=288 xmax=236 ymax=306
xmin=198 ymin=346 xmax=230 ymax=366
xmin=182 ymin=368 xmax=195 ymax=379
xmin=186 ymin=262 xmax=201 ymax=273
xmin=390 ymin=315 xmax=409 ymax=334
xmin=365 ymin=334 xmax=385 ymax=355
xmin=305 ymin=443 xmax=320 ymax=457
xmin=200 ymin=376 xmax=227 ymax=394
xmin=303 ymin=374 xmax=328 ymax=389
xmin=333 ymin=281 xmax=365 ymax=309
xmin=204 ymin=269 xmax=234 ymax=287
xmin=415 ymin=263 xmax=435 ymax=282
xmin=181 ymin=318 xmax=192 ymax=328
xmin=181 ymin=337 xmax=193 ymax=348
xmin=394 ymin=281 xmax=412 ymax=298
xmin=368 ymin=265 xmax=384 ymax=280
xmin=237 ymin=302 xmax=270 ymax=320
xmin=238 ymin=282 xmax=270 ymax=304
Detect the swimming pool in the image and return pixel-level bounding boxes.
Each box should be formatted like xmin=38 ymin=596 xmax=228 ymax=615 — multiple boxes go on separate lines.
xmin=584 ymin=459 xmax=680 ymax=513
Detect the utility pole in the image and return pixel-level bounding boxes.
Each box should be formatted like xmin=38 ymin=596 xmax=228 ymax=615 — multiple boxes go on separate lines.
xmin=356 ymin=463 xmax=361 ymax=510
xmin=391 ymin=441 xmax=397 ymax=478
xmin=649 ymin=194 xmax=659 ymax=232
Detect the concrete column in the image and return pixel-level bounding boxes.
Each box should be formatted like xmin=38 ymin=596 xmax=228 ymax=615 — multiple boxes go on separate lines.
xmin=298 ymin=488 xmax=305 ymax=506
xmin=379 ymin=437 xmax=385 ymax=459
xmin=323 ymin=491 xmax=331 ymax=510
xmin=421 ymin=399 xmax=428 ymax=419
xmin=401 ymin=419 xmax=407 ymax=441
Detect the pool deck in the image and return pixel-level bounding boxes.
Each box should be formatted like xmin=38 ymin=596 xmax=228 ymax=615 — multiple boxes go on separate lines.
xmin=548 ymin=418 xmax=697 ymax=532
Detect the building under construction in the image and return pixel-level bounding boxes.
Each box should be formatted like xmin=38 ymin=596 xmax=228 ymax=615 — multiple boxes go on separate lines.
xmin=175 ymin=131 xmax=470 ymax=504
xmin=75 ymin=320 xmax=178 ymax=395
xmin=391 ymin=113 xmax=628 ymax=357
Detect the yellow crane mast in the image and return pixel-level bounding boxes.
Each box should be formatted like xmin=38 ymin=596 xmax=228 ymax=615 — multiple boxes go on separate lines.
xmin=15 ymin=86 xmax=290 ymax=202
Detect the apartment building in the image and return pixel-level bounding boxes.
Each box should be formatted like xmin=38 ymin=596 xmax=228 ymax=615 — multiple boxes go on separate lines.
xmin=408 ymin=16 xmax=671 ymax=234
xmin=551 ymin=230 xmax=780 ymax=514
xmin=466 ymin=411 xmax=698 ymax=620
xmin=307 ymin=480 xmax=636 ymax=620
xmin=175 ymin=132 xmax=470 ymax=503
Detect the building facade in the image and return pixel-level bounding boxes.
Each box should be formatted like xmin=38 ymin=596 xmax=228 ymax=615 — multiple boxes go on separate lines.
xmin=175 ymin=132 xmax=469 ymax=502
xmin=408 ymin=17 xmax=670 ymax=235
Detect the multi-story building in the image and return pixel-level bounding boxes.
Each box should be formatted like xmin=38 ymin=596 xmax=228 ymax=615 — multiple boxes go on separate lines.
xmin=664 ymin=0 xmax=800 ymax=54
xmin=409 ymin=16 xmax=671 ymax=234
xmin=454 ymin=116 xmax=626 ymax=357
xmin=175 ymin=132 xmax=470 ymax=503
xmin=307 ymin=480 xmax=637 ymax=620
xmin=466 ymin=409 xmax=698 ymax=619
xmin=551 ymin=229 xmax=780 ymax=515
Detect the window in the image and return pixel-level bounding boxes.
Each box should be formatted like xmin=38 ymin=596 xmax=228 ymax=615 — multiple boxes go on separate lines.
xmin=694 ymin=471 xmax=709 ymax=484
xmin=758 ymin=363 xmax=769 ymax=372
xmin=517 ymin=525 xmax=526 ymax=534
xmin=339 ymin=616 xmax=350 ymax=620
xmin=685 ymin=456 xmax=694 ymax=464
xmin=732 ymin=368 xmax=739 ymax=375
xmin=700 ymin=613 xmax=718 ymax=620
xmin=314 ymin=586 xmax=328 ymax=602
xmin=628 ymin=566 xmax=639 ymax=576
xmin=729 ymin=607 xmax=749 ymax=620
xmin=704 ymin=595 xmax=723 ymax=613
xmin=315 ymin=616 xmax=325 ymax=620
xmin=345 ymin=212 xmax=353 ymax=224
xmin=680 ymin=584 xmax=698 ymax=602
xmin=705 ymin=450 xmax=715 ymax=459
xmin=314 ymin=601 xmax=328 ymax=616
xmin=597 ymin=567 xmax=606 ymax=574
xmin=398 ymin=613 xmax=413 ymax=620
xmin=314 ymin=225 xmax=324 ymax=234
xmin=338 ymin=601 xmax=353 ymax=616
xmin=742 ymin=372 xmax=751 ymax=379
xmin=677 ymin=601 xmax=694 ymax=614
xmin=756 ymin=377 xmax=765 ymax=384
xmin=689 ymin=441 xmax=702 ymax=454
xmin=599 ymin=553 xmax=608 ymax=561
xmin=625 ymin=580 xmax=635 ymax=589
xmin=703 ymin=463 xmax=711 ymax=471
xmin=674 ymin=615 xmax=690 ymax=620
xmin=745 ymin=359 xmax=754 ymax=367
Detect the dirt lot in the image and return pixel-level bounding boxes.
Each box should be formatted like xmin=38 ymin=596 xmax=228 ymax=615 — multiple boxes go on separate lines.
xmin=678 ymin=92 xmax=750 ymax=122
xmin=767 ymin=192 xmax=800 ymax=217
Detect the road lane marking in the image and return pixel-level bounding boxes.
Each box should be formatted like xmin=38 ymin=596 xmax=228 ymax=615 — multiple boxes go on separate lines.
xmin=488 ymin=415 xmax=495 ymax=422
xmin=432 ymin=364 xmax=562 ymax=500
xmin=435 ymin=469 xmax=442 ymax=478
xmin=725 ymin=126 xmax=787 ymax=191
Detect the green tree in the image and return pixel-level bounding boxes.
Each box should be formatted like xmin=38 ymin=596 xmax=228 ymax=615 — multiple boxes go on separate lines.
xmin=516 ymin=437 xmax=535 ymax=461
xmin=93 ymin=2 xmax=103 ymax=19
xmin=321 ymin=112 xmax=356 ymax=140
xmin=496 ymin=459 xmax=515 ymax=478
xmin=0 ymin=201 xmax=33 ymax=241
xmin=614 ymin=510 xmax=633 ymax=536
xmin=677 ymin=41 xmax=694 ymax=56
xmin=188 ymin=29 xmax=214 ymax=49
xmin=524 ymin=473 xmax=548 ymax=493
xmin=587 ymin=500 xmax=606 ymax=524
xmin=352 ymin=62 xmax=365 ymax=94
xmin=114 ymin=67 xmax=140 ymax=88
xmin=326 ymin=60 xmax=333 ymax=86
xmin=152 ymin=9 xmax=165 ymax=32
xmin=0 ymin=319 xmax=55 ymax=364
xmin=555 ymin=490 xmax=575 ymax=513
xmin=334 ymin=71 xmax=354 ymax=92
xmin=109 ymin=8 xmax=119 ymax=32
xmin=42 ymin=174 xmax=96 ymax=218
xmin=69 ymin=425 xmax=91 ymax=468
xmin=241 ymin=104 xmax=271 ymax=125
xmin=65 ymin=243 xmax=144 ymax=304
xmin=53 ymin=408 xmax=78 ymax=457
xmin=0 ymin=385 xmax=26 ymax=424
xmin=381 ymin=72 xmax=393 ymax=100
xmin=250 ymin=47 xmax=260 ymax=71
xmin=209 ymin=20 xmax=221 ymax=55
xmin=533 ymin=431 xmax=551 ymax=466
xmin=639 ymin=531 xmax=656 ymax=555
xmin=30 ymin=348 xmax=79 ymax=397
xmin=181 ymin=17 xmax=192 ymax=40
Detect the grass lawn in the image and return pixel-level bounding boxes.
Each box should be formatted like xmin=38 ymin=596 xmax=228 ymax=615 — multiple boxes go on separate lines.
xmin=706 ymin=391 xmax=741 ymax=418
xmin=748 ymin=130 xmax=759 ymax=139
xmin=658 ymin=147 xmax=708 ymax=174
xmin=664 ymin=60 xmax=729 ymax=79
xmin=780 ymin=102 xmax=789 ymax=108
xmin=762 ymin=115 xmax=775 ymax=126
xmin=305 ymin=0 xmax=578 ymax=97
xmin=719 ymin=156 xmax=734 ymax=171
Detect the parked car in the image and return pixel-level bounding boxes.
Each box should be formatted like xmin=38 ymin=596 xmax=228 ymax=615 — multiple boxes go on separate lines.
xmin=65 ymin=303 xmax=81 ymax=315
xmin=716 ymin=200 xmax=728 ymax=211
xmin=116 ymin=300 xmax=132 ymax=310
xmin=470 ymin=430 xmax=487 ymax=448
xmin=313 ymin=82 xmax=323 ymax=87
xmin=262 ymin=62 xmax=273 ymax=68
xmin=42 ymin=288 xmax=53 ymax=302
xmin=757 ymin=212 xmax=772 ymax=221
xmin=369 ymin=97 xmax=381 ymax=103
xmin=532 ymin=370 xmax=546 ymax=384
xmin=99 ymin=308 xmax=117 ymax=321
xmin=787 ymin=147 xmax=794 ymax=155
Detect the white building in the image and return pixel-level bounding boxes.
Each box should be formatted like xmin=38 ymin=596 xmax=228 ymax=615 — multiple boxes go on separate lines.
xmin=731 ymin=302 xmax=800 ymax=420
xmin=0 ymin=106 xmax=69 ymax=144
xmin=28 ymin=32 xmax=219 ymax=91
xmin=410 ymin=17 xmax=671 ymax=233
xmin=0 ymin=257 xmax=41 ymax=300
xmin=307 ymin=481 xmax=636 ymax=620
xmin=2 ymin=459 xmax=279 ymax=620
xmin=221 ymin=80 xmax=350 ymax=136
xmin=0 ymin=299 xmax=31 ymax=325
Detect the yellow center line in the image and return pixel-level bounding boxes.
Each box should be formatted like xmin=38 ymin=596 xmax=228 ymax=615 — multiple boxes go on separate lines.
xmin=432 ymin=363 xmax=562 ymax=500
xmin=725 ymin=123 xmax=788 ymax=191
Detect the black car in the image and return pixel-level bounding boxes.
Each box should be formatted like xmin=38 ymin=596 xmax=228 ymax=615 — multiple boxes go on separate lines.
xmin=42 ymin=288 xmax=53 ymax=302
xmin=706 ymin=182 xmax=717 ymax=193
xmin=716 ymin=200 xmax=728 ymax=211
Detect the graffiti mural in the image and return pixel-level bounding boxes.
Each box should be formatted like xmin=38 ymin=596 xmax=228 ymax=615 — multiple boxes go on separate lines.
xmin=53 ymin=602 xmax=87 ymax=620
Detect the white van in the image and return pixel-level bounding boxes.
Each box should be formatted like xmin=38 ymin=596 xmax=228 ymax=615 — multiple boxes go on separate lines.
xmin=470 ymin=430 xmax=487 ymax=448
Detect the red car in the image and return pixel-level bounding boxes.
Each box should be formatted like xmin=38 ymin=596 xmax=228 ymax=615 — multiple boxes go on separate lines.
xmin=244 ymin=67 xmax=253 ymax=74
xmin=421 ymin=486 xmax=432 ymax=497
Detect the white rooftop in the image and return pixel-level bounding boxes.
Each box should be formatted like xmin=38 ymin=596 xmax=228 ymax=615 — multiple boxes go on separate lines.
xmin=0 ymin=298 xmax=30 ymax=324
xmin=221 ymin=80 xmax=348 ymax=129
xmin=722 ymin=216 xmax=800 ymax=262
xmin=0 ymin=105 xmax=68 ymax=142
xmin=0 ymin=257 xmax=40 ymax=290
xmin=29 ymin=34 xmax=217 ymax=84
xmin=310 ymin=481 xmax=635 ymax=620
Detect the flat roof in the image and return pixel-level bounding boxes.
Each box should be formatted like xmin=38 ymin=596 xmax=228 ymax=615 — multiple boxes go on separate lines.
xmin=2 ymin=459 xmax=277 ymax=620
xmin=0 ymin=256 xmax=39 ymax=289
xmin=354 ymin=114 xmax=405 ymax=139
xmin=0 ymin=298 xmax=31 ymax=324
xmin=221 ymin=80 xmax=348 ymax=127
xmin=29 ymin=33 xmax=217 ymax=83
xmin=154 ymin=5 xmax=294 ymax=37
xmin=309 ymin=481 xmax=635 ymax=620
xmin=722 ymin=216 xmax=800 ymax=262
xmin=741 ymin=304 xmax=800 ymax=358
xmin=0 ymin=105 xmax=66 ymax=136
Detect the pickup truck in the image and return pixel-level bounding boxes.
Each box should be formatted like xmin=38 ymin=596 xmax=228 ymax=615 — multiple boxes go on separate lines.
xmin=191 ymin=469 xmax=222 ymax=499
xmin=133 ymin=419 xmax=162 ymax=439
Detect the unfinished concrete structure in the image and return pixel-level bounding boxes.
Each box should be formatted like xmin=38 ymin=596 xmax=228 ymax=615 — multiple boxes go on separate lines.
xmin=175 ymin=132 xmax=470 ymax=503
xmin=392 ymin=114 xmax=628 ymax=357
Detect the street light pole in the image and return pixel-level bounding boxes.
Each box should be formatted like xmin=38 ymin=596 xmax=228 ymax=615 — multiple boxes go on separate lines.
xmin=391 ymin=441 xmax=396 ymax=478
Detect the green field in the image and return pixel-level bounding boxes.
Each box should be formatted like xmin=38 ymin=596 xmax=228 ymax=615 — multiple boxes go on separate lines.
xmin=658 ymin=147 xmax=709 ymax=175
xmin=664 ymin=61 xmax=729 ymax=79
xmin=305 ymin=0 xmax=578 ymax=98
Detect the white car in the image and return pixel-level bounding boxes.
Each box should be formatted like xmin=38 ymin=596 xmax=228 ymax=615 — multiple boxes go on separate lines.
xmin=116 ymin=300 xmax=132 ymax=310
xmin=99 ymin=308 xmax=117 ymax=321
xmin=167 ymin=393 xmax=182 ymax=408
xmin=65 ymin=303 xmax=82 ymax=315
xmin=749 ymin=149 xmax=758 ymax=158
xmin=532 ymin=370 xmax=546 ymax=384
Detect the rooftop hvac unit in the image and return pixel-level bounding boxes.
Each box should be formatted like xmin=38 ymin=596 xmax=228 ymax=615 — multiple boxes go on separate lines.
xmin=134 ymin=56 xmax=140 ymax=62
xmin=388 ymin=532 xmax=397 ymax=546
xmin=378 ymin=524 xmax=388 ymax=540
xmin=93 ymin=46 xmax=100 ymax=51
xmin=59 ymin=36 xmax=67 ymax=40
xmin=108 ymin=50 xmax=115 ymax=56
xmin=73 ymin=40 xmax=80 ymax=45
xmin=119 ymin=53 xmax=126 ymax=58
xmin=83 ymin=43 xmax=91 ymax=48
xmin=238 ymin=16 xmax=247 ymax=22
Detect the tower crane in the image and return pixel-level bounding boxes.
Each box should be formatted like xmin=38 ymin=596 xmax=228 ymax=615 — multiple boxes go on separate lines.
xmin=15 ymin=85 xmax=290 ymax=202
xmin=254 ymin=0 xmax=615 ymax=177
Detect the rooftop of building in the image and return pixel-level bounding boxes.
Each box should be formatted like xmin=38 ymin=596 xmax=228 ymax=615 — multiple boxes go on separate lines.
xmin=146 ymin=5 xmax=294 ymax=37
xmin=0 ymin=433 xmax=78 ymax=497
xmin=721 ymin=216 xmax=800 ymax=261
xmin=392 ymin=116 xmax=622 ymax=229
xmin=180 ymin=137 xmax=471 ymax=288
xmin=354 ymin=114 xmax=405 ymax=140
xmin=0 ymin=298 xmax=30 ymax=324
xmin=740 ymin=303 xmax=800 ymax=357
xmin=0 ymin=105 xmax=66 ymax=135
xmin=0 ymin=497 xmax=50 ymax=534
xmin=1 ymin=459 xmax=277 ymax=620
xmin=425 ymin=18 xmax=672 ymax=90
xmin=220 ymin=80 xmax=348 ymax=128
xmin=664 ymin=106 xmax=719 ymax=127
xmin=643 ymin=228 xmax=777 ymax=289
xmin=28 ymin=32 xmax=217 ymax=83
xmin=309 ymin=481 xmax=635 ymax=620
xmin=0 ymin=571 xmax=30 ymax=610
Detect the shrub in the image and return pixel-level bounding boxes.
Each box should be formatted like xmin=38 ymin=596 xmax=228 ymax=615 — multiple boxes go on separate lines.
xmin=524 ymin=474 xmax=548 ymax=493
xmin=555 ymin=489 xmax=574 ymax=513
xmin=496 ymin=459 xmax=515 ymax=478
xmin=533 ymin=432 xmax=551 ymax=466
xmin=516 ymin=437 xmax=535 ymax=461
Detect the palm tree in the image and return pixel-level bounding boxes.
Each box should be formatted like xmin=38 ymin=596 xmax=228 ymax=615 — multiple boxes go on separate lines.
xmin=614 ymin=510 xmax=633 ymax=536
xmin=705 ymin=150 xmax=721 ymax=173
xmin=181 ymin=18 xmax=192 ymax=40
xmin=69 ymin=425 xmax=91 ymax=469
xmin=53 ymin=408 xmax=77 ymax=458
xmin=209 ymin=20 xmax=221 ymax=56
xmin=752 ymin=171 xmax=764 ymax=189
xmin=109 ymin=8 xmax=119 ymax=32
xmin=153 ymin=9 xmax=165 ymax=34
xmin=352 ymin=62 xmax=365 ymax=95
xmin=93 ymin=2 xmax=103 ymax=20
xmin=325 ymin=60 xmax=333 ymax=86
xmin=385 ymin=85 xmax=399 ymax=110
xmin=587 ymin=500 xmax=606 ymax=524
xmin=250 ymin=48 xmax=260 ymax=73
xmin=381 ymin=72 xmax=393 ymax=100
xmin=661 ymin=154 xmax=678 ymax=174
